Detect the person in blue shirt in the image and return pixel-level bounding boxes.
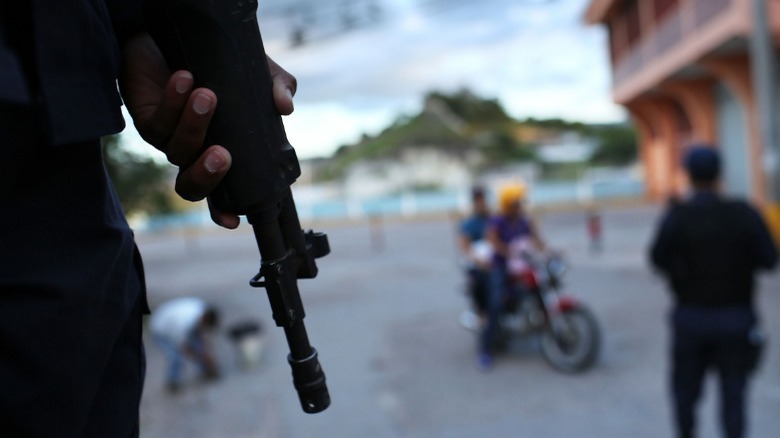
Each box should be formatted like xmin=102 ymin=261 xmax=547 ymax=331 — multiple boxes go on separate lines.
xmin=0 ymin=2 xmax=295 ymax=436
xmin=650 ymin=145 xmax=778 ymax=438
xmin=458 ymin=186 xmax=493 ymax=322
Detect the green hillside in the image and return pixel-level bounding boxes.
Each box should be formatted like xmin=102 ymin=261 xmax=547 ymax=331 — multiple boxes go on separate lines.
xmin=316 ymin=89 xmax=636 ymax=181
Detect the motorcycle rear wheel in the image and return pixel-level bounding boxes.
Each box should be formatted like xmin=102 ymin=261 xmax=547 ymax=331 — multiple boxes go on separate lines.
xmin=540 ymin=306 xmax=600 ymax=373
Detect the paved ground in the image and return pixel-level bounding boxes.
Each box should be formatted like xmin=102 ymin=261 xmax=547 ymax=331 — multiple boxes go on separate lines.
xmin=135 ymin=204 xmax=780 ymax=438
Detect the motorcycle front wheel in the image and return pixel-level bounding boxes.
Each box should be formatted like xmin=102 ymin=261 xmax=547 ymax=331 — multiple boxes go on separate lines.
xmin=540 ymin=306 xmax=600 ymax=373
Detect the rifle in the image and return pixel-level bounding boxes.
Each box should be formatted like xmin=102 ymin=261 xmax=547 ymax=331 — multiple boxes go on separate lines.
xmin=144 ymin=0 xmax=331 ymax=413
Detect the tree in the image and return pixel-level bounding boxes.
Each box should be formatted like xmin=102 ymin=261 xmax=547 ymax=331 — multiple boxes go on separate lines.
xmin=482 ymin=130 xmax=536 ymax=166
xmin=427 ymin=89 xmax=513 ymax=125
xmin=101 ymin=134 xmax=176 ymax=216
xmin=589 ymin=125 xmax=638 ymax=166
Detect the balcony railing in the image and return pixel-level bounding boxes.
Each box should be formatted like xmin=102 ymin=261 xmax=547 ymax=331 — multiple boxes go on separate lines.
xmin=613 ymin=0 xmax=734 ymax=90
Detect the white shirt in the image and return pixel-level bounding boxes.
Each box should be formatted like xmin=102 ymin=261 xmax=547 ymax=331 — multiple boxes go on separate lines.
xmin=149 ymin=297 xmax=207 ymax=345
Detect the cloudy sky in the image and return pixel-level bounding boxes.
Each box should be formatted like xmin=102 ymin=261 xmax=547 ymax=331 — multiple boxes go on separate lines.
xmin=123 ymin=0 xmax=625 ymax=160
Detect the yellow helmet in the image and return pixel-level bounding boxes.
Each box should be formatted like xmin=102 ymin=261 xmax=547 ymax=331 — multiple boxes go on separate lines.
xmin=498 ymin=183 xmax=527 ymax=213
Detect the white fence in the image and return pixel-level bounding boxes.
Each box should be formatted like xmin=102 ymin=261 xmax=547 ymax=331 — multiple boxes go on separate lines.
xmin=139 ymin=175 xmax=645 ymax=232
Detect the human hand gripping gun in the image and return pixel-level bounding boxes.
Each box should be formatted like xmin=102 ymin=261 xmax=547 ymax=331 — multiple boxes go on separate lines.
xmin=144 ymin=0 xmax=330 ymax=413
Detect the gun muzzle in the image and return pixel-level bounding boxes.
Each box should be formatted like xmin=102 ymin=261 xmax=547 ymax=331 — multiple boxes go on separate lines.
xmin=289 ymin=348 xmax=330 ymax=413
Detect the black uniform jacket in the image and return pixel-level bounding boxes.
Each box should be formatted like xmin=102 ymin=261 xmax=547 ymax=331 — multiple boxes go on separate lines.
xmin=0 ymin=1 xmax=148 ymax=434
xmin=650 ymin=191 xmax=778 ymax=309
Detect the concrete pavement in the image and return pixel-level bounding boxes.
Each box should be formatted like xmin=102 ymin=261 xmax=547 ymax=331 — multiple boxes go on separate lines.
xmin=136 ymin=204 xmax=780 ymax=437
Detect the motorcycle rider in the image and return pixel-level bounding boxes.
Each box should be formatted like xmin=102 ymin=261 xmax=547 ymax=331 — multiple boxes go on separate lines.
xmin=458 ymin=186 xmax=493 ymax=324
xmin=480 ymin=182 xmax=546 ymax=370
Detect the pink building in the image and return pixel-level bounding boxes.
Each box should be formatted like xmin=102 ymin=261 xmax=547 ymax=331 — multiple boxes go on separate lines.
xmin=585 ymin=0 xmax=780 ymax=205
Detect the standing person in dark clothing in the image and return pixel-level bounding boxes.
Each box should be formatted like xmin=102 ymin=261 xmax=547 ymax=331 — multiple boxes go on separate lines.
xmin=650 ymin=145 xmax=778 ymax=438
xmin=0 ymin=1 xmax=295 ymax=436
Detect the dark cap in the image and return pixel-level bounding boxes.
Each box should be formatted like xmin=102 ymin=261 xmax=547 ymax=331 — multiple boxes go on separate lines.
xmin=684 ymin=145 xmax=720 ymax=182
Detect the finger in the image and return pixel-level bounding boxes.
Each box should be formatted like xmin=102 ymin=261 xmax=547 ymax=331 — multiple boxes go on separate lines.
xmin=119 ymin=34 xmax=172 ymax=132
xmin=165 ymin=88 xmax=217 ymax=167
xmin=209 ymin=209 xmax=241 ymax=229
xmin=267 ymin=56 xmax=297 ymax=115
xmin=273 ymin=84 xmax=295 ymax=116
xmin=143 ymin=70 xmax=195 ymax=148
xmin=174 ymin=145 xmax=231 ymax=202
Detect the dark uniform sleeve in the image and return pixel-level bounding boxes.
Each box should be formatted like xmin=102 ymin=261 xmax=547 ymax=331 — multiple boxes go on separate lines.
xmin=104 ymin=0 xmax=145 ymax=44
xmin=0 ymin=40 xmax=31 ymax=104
xmin=745 ymin=206 xmax=779 ymax=270
xmin=0 ymin=1 xmax=33 ymax=105
xmin=649 ymin=206 xmax=679 ymax=275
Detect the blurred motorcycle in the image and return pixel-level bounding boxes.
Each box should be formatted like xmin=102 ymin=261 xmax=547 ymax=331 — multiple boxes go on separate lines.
xmin=460 ymin=241 xmax=601 ymax=373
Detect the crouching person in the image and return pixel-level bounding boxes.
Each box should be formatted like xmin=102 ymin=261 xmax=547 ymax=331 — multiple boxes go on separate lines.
xmin=149 ymin=297 xmax=220 ymax=393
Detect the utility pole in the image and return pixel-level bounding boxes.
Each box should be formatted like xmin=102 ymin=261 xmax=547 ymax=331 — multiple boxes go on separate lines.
xmin=750 ymin=0 xmax=780 ymax=244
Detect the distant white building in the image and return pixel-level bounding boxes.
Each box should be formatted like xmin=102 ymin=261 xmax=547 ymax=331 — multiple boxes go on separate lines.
xmin=535 ymin=132 xmax=596 ymax=164
xmin=342 ymin=147 xmax=473 ymax=199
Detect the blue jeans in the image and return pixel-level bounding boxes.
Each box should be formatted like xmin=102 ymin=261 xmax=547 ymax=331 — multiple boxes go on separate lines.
xmin=467 ymin=267 xmax=490 ymax=314
xmin=153 ymin=331 xmax=206 ymax=386
xmin=480 ymin=265 xmax=521 ymax=355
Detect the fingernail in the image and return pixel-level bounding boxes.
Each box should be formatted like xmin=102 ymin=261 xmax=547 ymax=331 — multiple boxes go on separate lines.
xmin=175 ymin=72 xmax=192 ymax=94
xmin=193 ymin=94 xmax=212 ymax=115
xmin=204 ymin=151 xmax=224 ymax=174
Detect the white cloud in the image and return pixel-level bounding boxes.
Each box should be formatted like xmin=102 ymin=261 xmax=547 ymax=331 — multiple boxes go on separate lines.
xmin=283 ymin=102 xmax=405 ymax=157
xmin=262 ymin=0 xmax=626 ymax=159
xmin=122 ymin=0 xmax=625 ymax=160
